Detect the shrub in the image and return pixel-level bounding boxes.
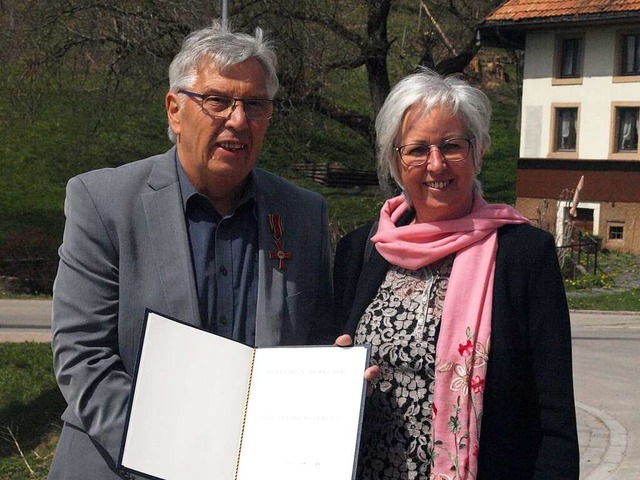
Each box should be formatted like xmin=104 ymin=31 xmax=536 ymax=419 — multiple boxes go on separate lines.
xmin=0 ymin=229 xmax=59 ymax=295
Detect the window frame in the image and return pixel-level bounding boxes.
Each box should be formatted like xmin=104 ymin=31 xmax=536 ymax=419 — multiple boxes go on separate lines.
xmin=613 ymin=30 xmax=640 ymax=83
xmin=607 ymin=224 xmax=624 ymax=241
xmin=610 ymin=103 xmax=640 ymax=160
xmin=549 ymin=104 xmax=580 ymax=159
xmin=553 ymin=33 xmax=585 ymax=85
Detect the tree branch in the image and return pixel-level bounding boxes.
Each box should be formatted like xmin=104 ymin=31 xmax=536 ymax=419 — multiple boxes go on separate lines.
xmin=308 ymin=95 xmax=373 ymax=139
xmin=4 ymin=426 xmax=35 ymax=475
xmin=421 ymin=1 xmax=457 ymax=56
xmin=282 ymin=9 xmax=364 ymax=47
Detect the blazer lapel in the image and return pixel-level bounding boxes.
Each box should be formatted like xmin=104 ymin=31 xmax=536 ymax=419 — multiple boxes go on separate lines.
xmin=142 ymin=149 xmax=200 ymax=327
xmin=345 ymin=250 xmax=389 ymax=336
xmin=344 ymin=208 xmax=414 ymax=336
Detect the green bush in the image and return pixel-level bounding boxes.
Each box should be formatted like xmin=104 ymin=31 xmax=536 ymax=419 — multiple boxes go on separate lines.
xmin=0 ymin=230 xmax=59 ymax=295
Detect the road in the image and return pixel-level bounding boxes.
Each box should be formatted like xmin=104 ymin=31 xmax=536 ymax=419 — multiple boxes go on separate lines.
xmin=0 ymin=298 xmax=52 ymax=342
xmin=572 ymin=310 xmax=640 ymax=479
xmin=0 ymin=300 xmax=639 ymax=478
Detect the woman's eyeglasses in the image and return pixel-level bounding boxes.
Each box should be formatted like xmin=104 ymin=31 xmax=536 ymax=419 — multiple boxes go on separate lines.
xmin=395 ymin=138 xmax=473 ymax=166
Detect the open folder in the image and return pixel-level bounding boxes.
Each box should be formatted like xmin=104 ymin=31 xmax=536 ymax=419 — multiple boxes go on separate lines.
xmin=118 ymin=311 xmax=370 ymax=480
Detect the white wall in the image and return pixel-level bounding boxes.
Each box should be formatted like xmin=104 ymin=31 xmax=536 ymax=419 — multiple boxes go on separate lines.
xmin=520 ymin=26 xmax=640 ymax=160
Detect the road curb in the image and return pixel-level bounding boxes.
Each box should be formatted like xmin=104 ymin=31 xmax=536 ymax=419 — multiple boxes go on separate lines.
xmin=0 ymin=328 xmax=51 ymax=343
xmin=577 ymin=401 xmax=627 ymax=480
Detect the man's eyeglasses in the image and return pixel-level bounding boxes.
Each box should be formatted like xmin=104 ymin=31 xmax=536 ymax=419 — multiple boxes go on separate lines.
xmin=395 ymin=138 xmax=473 ymax=166
xmin=178 ymin=90 xmax=274 ymax=120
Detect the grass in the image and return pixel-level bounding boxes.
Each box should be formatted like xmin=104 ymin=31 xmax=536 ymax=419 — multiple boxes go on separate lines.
xmin=479 ymin=88 xmax=519 ymax=205
xmin=0 ymin=344 xmax=64 ymax=480
xmin=567 ymin=288 xmax=640 ymax=311
xmin=565 ymin=250 xmax=640 ymax=310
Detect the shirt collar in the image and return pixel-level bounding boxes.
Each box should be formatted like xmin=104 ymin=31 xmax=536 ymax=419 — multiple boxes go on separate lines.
xmin=176 ymin=153 xmax=257 ymax=217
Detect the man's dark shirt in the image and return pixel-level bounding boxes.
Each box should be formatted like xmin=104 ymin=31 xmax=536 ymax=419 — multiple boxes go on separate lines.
xmin=177 ymin=157 xmax=258 ymax=346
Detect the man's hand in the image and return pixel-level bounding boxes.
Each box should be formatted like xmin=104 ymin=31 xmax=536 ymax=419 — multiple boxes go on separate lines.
xmin=334 ymin=334 xmax=380 ymax=396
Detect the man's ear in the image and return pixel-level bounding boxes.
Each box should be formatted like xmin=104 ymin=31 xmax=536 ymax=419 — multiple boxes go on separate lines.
xmin=166 ymin=91 xmax=181 ymax=138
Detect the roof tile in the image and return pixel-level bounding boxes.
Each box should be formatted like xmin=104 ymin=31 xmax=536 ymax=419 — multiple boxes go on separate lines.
xmin=485 ymin=0 xmax=640 ymax=22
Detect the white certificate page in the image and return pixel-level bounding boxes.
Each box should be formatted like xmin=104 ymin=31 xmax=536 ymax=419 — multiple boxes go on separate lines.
xmin=237 ymin=345 xmax=368 ymax=480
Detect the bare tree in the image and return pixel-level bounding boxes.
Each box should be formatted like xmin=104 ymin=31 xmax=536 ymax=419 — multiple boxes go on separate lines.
xmin=2 ymin=0 xmax=503 ymax=184
xmin=3 ymin=0 xmax=498 ymax=118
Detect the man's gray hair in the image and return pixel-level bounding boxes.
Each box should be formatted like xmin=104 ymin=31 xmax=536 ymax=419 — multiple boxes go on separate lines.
xmin=167 ymin=20 xmax=279 ymax=142
xmin=376 ymin=68 xmax=492 ymax=191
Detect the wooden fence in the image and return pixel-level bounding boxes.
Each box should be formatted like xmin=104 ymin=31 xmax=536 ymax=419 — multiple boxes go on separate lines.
xmin=293 ymin=163 xmax=378 ymax=188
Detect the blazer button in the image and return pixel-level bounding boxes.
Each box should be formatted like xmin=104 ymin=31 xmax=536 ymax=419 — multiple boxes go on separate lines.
xmin=219 ymin=266 xmax=228 ymax=276
xmin=220 ymin=315 xmax=228 ymax=325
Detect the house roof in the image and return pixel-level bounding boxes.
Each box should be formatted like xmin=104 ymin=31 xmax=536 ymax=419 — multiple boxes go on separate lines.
xmin=480 ymin=0 xmax=640 ymax=48
xmin=484 ymin=0 xmax=640 ymax=24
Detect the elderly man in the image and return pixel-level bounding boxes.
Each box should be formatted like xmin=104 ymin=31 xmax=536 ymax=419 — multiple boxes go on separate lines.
xmin=49 ymin=21 xmax=334 ymax=479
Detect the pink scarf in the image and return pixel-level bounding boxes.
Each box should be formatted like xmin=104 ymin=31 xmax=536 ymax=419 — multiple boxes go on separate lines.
xmin=371 ymin=192 xmax=530 ymax=479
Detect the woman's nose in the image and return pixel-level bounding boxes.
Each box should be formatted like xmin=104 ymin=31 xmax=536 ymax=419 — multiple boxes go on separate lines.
xmin=426 ymin=147 xmax=447 ymax=172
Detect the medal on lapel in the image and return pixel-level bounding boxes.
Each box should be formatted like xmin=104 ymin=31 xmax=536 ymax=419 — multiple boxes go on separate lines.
xmin=268 ymin=214 xmax=292 ymax=269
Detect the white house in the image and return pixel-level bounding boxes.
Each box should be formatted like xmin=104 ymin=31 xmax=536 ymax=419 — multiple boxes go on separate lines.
xmin=480 ymin=0 xmax=640 ymax=253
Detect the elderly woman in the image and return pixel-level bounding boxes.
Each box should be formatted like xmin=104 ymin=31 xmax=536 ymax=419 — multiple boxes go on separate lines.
xmin=334 ymin=69 xmax=579 ymax=479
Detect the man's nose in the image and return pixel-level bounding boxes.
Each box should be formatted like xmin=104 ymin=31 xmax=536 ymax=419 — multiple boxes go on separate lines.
xmin=225 ymin=99 xmax=249 ymax=127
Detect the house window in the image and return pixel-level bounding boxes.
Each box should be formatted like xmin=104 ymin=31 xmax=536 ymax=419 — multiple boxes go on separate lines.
xmin=559 ymin=37 xmax=582 ymax=78
xmin=559 ymin=38 xmax=582 ymax=78
xmin=621 ymin=33 xmax=640 ymax=76
xmin=614 ymin=106 xmax=639 ymax=153
xmin=608 ymin=225 xmax=624 ymax=240
xmin=554 ymin=107 xmax=578 ymax=152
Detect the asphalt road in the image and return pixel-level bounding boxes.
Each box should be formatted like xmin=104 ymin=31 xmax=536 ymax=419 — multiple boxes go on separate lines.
xmin=571 ymin=310 xmax=640 ymax=479
xmin=0 ymin=298 xmax=52 ymax=342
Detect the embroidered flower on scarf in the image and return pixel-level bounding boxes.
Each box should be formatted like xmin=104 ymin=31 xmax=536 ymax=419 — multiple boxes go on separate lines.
xmin=471 ymin=375 xmax=485 ymax=394
xmin=458 ymin=339 xmax=473 ymax=356
xmin=450 ymin=363 xmax=470 ymax=396
xmin=433 ymin=329 xmax=490 ymax=479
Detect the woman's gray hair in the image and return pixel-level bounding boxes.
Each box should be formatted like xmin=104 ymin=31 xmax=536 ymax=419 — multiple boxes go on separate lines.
xmin=376 ymin=68 xmax=492 ymax=191
xmin=167 ymin=20 xmax=279 ymax=142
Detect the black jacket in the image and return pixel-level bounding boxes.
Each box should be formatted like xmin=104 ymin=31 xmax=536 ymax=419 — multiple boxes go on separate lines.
xmin=334 ymin=220 xmax=579 ymax=479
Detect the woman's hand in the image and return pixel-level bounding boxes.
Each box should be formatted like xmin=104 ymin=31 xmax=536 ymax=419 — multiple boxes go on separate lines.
xmin=334 ymin=334 xmax=380 ymax=396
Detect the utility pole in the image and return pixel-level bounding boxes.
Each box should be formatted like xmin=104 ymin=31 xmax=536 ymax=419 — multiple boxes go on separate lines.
xmin=221 ymin=0 xmax=229 ymax=29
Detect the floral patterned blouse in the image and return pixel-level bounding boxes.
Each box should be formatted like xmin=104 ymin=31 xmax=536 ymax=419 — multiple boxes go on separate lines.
xmin=354 ymin=255 xmax=453 ymax=480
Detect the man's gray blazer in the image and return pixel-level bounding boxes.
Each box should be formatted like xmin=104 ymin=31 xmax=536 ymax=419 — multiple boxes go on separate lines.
xmin=48 ymin=147 xmax=334 ymax=479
